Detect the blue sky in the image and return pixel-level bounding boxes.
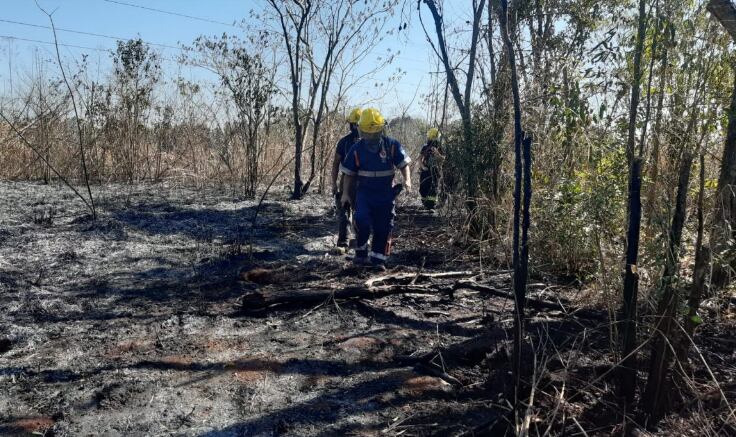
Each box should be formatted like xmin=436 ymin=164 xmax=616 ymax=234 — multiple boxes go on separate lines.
xmin=0 ymin=0 xmax=461 ymax=119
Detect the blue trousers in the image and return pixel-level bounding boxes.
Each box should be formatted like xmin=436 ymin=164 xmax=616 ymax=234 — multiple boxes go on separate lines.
xmin=353 ymin=190 xmax=395 ymax=262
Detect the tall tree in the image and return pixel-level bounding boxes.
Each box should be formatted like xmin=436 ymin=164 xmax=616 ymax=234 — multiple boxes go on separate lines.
xmin=645 ymin=14 xmax=672 ymax=224
xmin=266 ymin=0 xmax=314 ymax=199
xmin=186 ymin=34 xmax=278 ymax=197
xmin=618 ymin=0 xmax=648 ymax=406
xmin=109 ymin=39 xmax=161 ymax=182
xmin=40 ymin=3 xmax=96 ymax=218
xmin=499 ymin=0 xmax=532 ymax=417
xmin=642 ymin=151 xmax=694 ymax=421
xmin=642 ymin=9 xmax=722 ymax=423
xmin=265 ymin=0 xmax=397 ymax=199
xmin=420 ymin=0 xmax=486 ymax=202
xmin=707 ymin=0 xmax=736 ymax=288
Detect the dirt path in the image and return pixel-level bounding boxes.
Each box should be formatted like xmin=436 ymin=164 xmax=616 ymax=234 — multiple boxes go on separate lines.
xmin=0 ymin=182 xmax=511 ymax=436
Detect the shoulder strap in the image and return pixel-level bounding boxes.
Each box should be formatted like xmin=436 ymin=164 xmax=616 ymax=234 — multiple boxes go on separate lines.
xmin=381 ymin=136 xmax=396 ymax=160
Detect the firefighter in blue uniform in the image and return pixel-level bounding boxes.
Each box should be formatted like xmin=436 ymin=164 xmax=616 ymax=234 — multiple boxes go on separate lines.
xmin=331 ymin=108 xmax=362 ymax=247
xmin=419 ymin=127 xmax=444 ymax=209
xmin=340 ymin=108 xmax=412 ymax=270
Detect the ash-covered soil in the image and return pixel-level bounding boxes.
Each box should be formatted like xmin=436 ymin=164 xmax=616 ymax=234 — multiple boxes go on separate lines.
xmin=0 ymin=182 xmax=733 ymax=436
xmin=0 ymin=182 xmax=505 ymax=436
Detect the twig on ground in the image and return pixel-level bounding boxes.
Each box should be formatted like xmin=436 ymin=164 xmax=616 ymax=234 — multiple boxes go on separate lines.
xmin=365 ymin=270 xmax=474 ymax=288
xmin=240 ymin=283 xmax=447 ymax=311
xmin=571 ymin=417 xmax=590 ymax=437
xmin=410 ymin=257 xmax=426 ymax=285
xmin=674 ymin=322 xmax=736 ymax=425
xmin=454 ymin=280 xmax=606 ymax=320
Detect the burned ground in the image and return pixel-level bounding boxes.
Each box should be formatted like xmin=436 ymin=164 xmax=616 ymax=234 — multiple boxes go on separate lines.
xmin=0 ymin=182 xmax=733 ymax=436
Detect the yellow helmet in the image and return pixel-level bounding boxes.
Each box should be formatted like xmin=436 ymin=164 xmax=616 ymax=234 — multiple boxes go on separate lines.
xmin=346 ymin=108 xmax=362 ymax=124
xmin=358 ymin=107 xmax=386 ymax=134
xmin=427 ymin=127 xmax=441 ymax=141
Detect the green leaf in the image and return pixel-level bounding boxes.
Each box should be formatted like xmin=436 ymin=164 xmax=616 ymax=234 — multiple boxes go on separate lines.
xmin=690 ymin=315 xmax=703 ymax=325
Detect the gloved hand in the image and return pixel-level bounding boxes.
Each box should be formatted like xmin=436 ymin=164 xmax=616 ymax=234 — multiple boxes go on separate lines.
xmin=392 ymin=184 xmax=404 ymax=199
xmin=334 ymin=191 xmax=342 ymax=215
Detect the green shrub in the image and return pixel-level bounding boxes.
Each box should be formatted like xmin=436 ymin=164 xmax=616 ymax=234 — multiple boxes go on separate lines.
xmin=533 ymin=147 xmax=627 ymax=279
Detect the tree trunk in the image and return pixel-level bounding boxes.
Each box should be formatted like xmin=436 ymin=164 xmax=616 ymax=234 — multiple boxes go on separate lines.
xmin=708 ymin=0 xmax=736 ymax=41
xmin=620 ymin=158 xmax=642 ymax=404
xmin=422 ymin=0 xmax=484 ymax=204
xmin=676 ymin=153 xmax=709 ymax=364
xmin=489 ymin=47 xmax=511 ymax=207
xmin=618 ymin=0 xmax=648 ymax=406
xmin=303 ymin=121 xmax=319 ymax=195
xmin=710 ymin=71 xmax=736 ymax=288
xmin=292 ymin=118 xmax=305 ymax=199
xmin=499 ymin=0 xmax=530 ymax=411
xmin=487 ymin=0 xmax=497 ymax=86
xmin=642 ymin=152 xmax=694 ymax=423
xmin=241 ymin=285 xmax=442 ymax=313
xmin=646 ymin=42 xmax=669 ymax=225
xmin=266 ymin=0 xmax=310 ymax=201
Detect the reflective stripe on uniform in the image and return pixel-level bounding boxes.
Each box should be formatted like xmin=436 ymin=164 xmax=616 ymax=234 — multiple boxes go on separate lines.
xmin=396 ymin=157 xmax=411 ymax=168
xmin=357 ymin=169 xmax=395 ymax=177
xmin=369 ymin=251 xmax=387 ymax=260
xmin=339 ymin=164 xmax=356 ymax=176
